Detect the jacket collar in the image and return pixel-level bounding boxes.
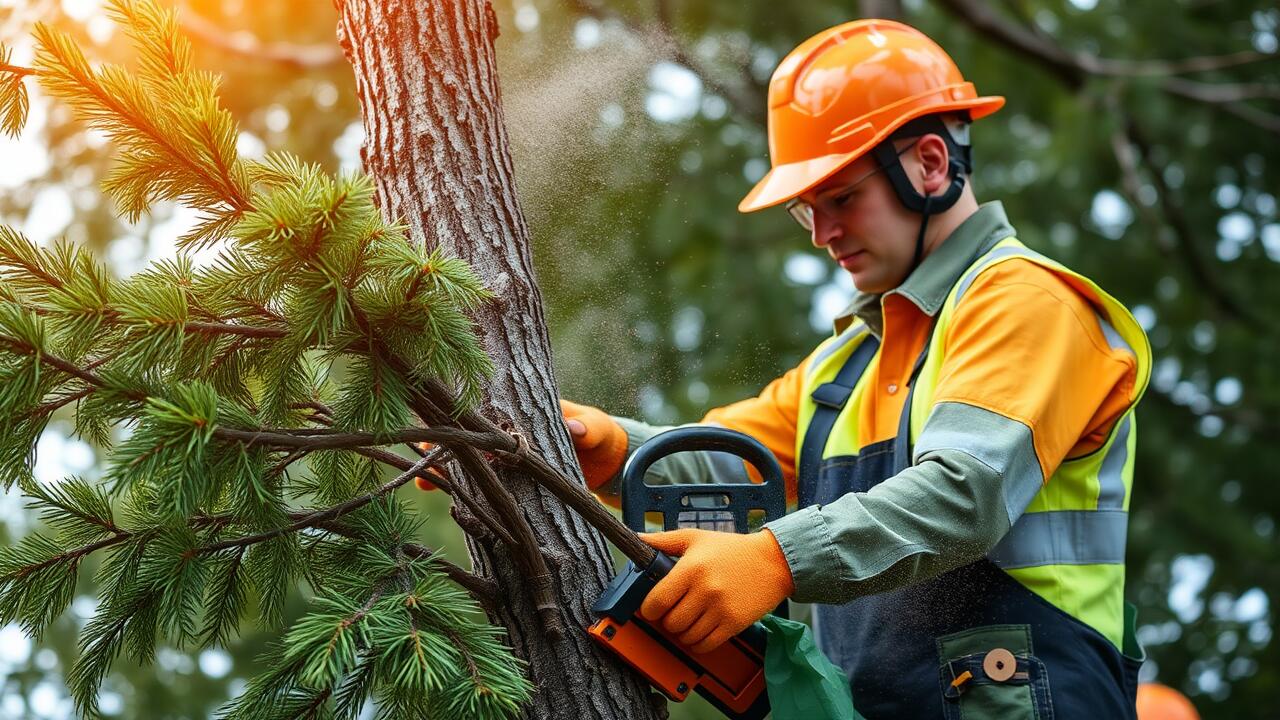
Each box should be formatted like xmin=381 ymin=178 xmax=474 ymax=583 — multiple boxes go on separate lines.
xmin=833 ymin=201 xmax=1017 ymax=337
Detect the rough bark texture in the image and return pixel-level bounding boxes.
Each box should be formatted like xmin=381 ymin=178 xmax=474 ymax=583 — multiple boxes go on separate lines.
xmin=333 ymin=2 xmax=663 ymax=719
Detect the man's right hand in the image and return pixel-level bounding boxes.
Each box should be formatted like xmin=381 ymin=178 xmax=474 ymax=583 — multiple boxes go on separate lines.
xmin=417 ymin=400 xmax=627 ymax=492
xmin=560 ymin=399 xmax=628 ymax=490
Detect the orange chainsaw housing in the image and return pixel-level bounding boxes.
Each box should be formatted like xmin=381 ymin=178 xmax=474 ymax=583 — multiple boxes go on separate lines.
xmin=587 ymin=553 xmax=770 ymax=719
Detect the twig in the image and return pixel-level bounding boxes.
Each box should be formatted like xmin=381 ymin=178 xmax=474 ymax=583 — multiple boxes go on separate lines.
xmin=1088 ymin=49 xmax=1279 ymax=77
xmin=349 ymin=446 xmax=516 ymax=549
xmin=0 ymin=63 xmax=35 ymax=78
xmin=211 ymin=425 xmax=497 ymax=450
xmin=442 ymin=625 xmax=486 ymax=692
xmin=184 ymin=320 xmax=288 ymax=338
xmin=400 ymin=542 xmax=498 ymax=608
xmin=289 ymin=400 xmax=335 ymax=419
xmin=289 ymin=689 xmax=332 ymax=720
xmin=266 ymin=447 xmax=312 ymax=478
xmin=25 ymin=386 xmax=94 ymax=420
xmin=10 ymin=532 xmax=132 ymax=580
xmin=1158 ymin=76 xmax=1280 ymax=103
xmin=195 ymin=448 xmax=450 ymax=555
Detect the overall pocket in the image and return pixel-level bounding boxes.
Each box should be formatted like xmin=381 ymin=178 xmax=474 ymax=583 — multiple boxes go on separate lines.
xmin=937 ymin=624 xmax=1053 ymax=720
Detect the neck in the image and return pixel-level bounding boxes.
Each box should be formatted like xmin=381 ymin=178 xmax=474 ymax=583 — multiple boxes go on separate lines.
xmin=919 ymin=191 xmax=980 ymax=259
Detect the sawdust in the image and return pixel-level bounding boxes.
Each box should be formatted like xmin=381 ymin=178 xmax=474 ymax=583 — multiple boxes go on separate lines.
xmin=500 ymin=29 xmax=666 ymax=220
xmin=495 ymin=28 xmax=700 ymax=405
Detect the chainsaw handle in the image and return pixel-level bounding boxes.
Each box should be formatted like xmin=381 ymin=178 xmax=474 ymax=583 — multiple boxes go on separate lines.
xmin=621 ymin=426 xmax=787 ymax=533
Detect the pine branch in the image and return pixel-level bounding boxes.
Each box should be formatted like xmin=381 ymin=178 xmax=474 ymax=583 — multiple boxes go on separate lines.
xmin=2 ymin=531 xmax=131 ymax=588
xmin=351 ymin=446 xmax=517 ymax=549
xmin=4 ymin=335 xmax=650 ymax=568
xmin=32 ymin=21 xmax=251 ymax=213
xmin=0 ymin=63 xmax=35 ymax=78
xmin=21 ymin=475 xmax=120 ymax=543
xmin=196 ymin=448 xmax=448 ymax=555
xmin=0 ymin=43 xmax=33 ymax=138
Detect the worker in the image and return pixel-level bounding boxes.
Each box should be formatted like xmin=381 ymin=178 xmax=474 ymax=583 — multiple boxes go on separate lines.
xmin=558 ymin=19 xmax=1152 ymax=719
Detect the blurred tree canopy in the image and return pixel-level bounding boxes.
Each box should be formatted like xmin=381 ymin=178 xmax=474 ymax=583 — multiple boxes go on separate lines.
xmin=0 ymin=0 xmax=1276 ymax=717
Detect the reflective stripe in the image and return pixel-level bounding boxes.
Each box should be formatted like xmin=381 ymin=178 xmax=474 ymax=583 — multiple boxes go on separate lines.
xmin=807 ymin=325 xmax=868 ymax=380
xmin=988 ymin=509 xmax=1128 ymax=569
xmin=1096 ymin=414 xmax=1131 ymax=510
xmin=914 ymin=401 xmax=1044 ymax=526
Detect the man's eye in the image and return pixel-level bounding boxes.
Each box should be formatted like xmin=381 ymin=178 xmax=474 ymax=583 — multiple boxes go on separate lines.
xmin=833 ymin=192 xmax=854 ymax=207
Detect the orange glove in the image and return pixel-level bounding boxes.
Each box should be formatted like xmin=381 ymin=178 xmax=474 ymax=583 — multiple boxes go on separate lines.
xmin=561 ymin=399 xmax=628 ymax=490
xmin=418 ymin=400 xmax=624 ymax=491
xmin=639 ymin=528 xmax=795 ymax=655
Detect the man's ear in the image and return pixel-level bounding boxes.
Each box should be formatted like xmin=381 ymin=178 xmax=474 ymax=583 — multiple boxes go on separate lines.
xmin=915 ymin=133 xmax=951 ymax=195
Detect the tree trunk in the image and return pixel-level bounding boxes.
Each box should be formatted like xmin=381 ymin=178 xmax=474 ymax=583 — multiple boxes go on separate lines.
xmin=332 ymin=2 xmax=662 ymax=719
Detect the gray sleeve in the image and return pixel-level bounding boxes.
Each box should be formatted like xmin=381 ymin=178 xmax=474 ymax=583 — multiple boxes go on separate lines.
xmin=765 ymin=401 xmax=1043 ymax=604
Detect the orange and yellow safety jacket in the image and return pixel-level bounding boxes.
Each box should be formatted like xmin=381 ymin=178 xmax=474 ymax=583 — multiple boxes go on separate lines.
xmin=606 ymin=201 xmax=1150 ymax=652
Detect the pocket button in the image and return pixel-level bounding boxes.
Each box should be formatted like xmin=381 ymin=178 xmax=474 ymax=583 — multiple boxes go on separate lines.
xmin=983 ymin=648 xmax=1016 ymax=682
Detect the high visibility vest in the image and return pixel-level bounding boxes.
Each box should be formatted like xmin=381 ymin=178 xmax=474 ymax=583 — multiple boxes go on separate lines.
xmin=793 ymin=236 xmax=1152 ymax=647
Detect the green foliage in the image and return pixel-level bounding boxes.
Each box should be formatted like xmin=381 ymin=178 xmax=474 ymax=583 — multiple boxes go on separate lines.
xmin=21 ymin=475 xmax=118 ymax=546
xmin=106 ymin=382 xmax=218 ymax=519
xmin=0 ymin=531 xmax=83 ymax=639
xmin=0 ymin=1 xmax=526 ymax=717
xmin=219 ymin=557 xmax=532 ymax=720
xmin=0 ymin=42 xmax=30 ymax=138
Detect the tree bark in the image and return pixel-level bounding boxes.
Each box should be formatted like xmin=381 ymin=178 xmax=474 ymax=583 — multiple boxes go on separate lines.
xmin=332 ymin=2 xmax=662 ymax=719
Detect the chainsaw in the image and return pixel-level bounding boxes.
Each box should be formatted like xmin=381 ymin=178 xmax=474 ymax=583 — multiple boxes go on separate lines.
xmin=587 ymin=426 xmax=788 ymax=720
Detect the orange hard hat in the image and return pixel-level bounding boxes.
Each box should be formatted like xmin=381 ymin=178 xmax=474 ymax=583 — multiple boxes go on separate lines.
xmin=1136 ymin=682 xmax=1200 ymax=720
xmin=738 ymin=19 xmax=1005 ymax=213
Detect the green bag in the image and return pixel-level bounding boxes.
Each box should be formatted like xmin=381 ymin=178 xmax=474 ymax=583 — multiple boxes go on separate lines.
xmin=759 ymin=614 xmax=864 ymax=720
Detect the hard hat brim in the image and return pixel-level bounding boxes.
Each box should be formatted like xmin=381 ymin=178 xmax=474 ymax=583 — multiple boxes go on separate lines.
xmin=737 ymin=96 xmax=1006 ymax=214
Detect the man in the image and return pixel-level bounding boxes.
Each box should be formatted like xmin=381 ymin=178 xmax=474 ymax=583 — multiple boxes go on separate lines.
xmin=567 ymin=19 xmax=1149 ymax=718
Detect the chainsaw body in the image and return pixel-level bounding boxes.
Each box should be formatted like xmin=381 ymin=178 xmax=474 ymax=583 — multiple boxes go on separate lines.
xmin=587 ymin=426 xmax=788 ymax=720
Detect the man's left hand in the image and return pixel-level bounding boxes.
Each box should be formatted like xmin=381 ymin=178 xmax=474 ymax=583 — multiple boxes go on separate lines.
xmin=639 ymin=528 xmax=796 ymax=654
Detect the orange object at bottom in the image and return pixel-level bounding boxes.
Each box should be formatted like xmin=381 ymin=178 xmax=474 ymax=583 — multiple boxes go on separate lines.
xmin=587 ymin=615 xmax=768 ymax=716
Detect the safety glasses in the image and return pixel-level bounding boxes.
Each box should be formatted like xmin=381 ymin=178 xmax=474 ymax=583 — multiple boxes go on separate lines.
xmin=785 ymin=139 xmax=919 ymax=232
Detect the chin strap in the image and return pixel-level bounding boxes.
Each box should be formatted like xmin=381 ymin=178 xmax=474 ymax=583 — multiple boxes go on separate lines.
xmin=870 ymin=114 xmax=972 ymax=277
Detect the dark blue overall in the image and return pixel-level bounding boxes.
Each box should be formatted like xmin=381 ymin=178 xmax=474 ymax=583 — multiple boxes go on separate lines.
xmin=796 ymin=333 xmax=1143 ymax=719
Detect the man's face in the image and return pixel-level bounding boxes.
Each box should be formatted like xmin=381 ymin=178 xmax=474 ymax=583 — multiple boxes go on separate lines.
xmin=795 ymin=145 xmax=923 ymax=294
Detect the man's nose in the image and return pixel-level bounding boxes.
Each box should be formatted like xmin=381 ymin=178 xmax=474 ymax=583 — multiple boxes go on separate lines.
xmin=811 ymin=210 xmax=841 ymax=249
